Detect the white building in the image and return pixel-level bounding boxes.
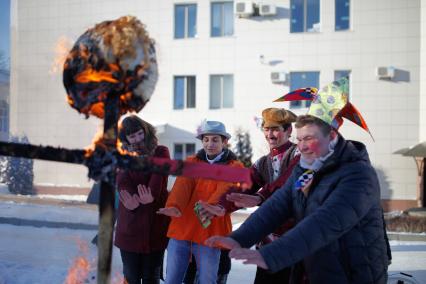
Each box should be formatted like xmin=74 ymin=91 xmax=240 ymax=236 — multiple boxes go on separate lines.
xmin=8 ymin=0 xmax=426 ymax=210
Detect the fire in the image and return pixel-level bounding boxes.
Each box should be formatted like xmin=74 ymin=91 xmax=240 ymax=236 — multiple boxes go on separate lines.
xmin=84 ymin=127 xmax=138 ymax=158
xmin=64 ymin=239 xmax=92 ymax=284
xmin=85 ymin=102 xmax=105 ymax=118
xmin=50 ymin=36 xmax=72 ymax=75
xmin=84 ymin=128 xmax=106 ymax=158
xmin=75 ymin=68 xmax=119 ymax=84
xmin=112 ymin=274 xmax=128 ymax=284
xmin=62 ymin=16 xmax=158 ymax=119
xmin=62 ymin=238 xmax=127 ymax=283
xmin=64 ymin=256 xmax=91 ymax=284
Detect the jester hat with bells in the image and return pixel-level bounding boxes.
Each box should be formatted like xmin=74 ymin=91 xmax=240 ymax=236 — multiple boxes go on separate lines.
xmin=273 ymin=77 xmax=374 ymax=140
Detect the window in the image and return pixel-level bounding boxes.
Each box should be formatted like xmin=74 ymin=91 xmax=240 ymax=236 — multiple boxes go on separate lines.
xmin=210 ymin=75 xmax=234 ymax=109
xmin=334 ymin=70 xmax=351 ymax=101
xmin=335 ymin=0 xmax=350 ymax=31
xmin=174 ymin=143 xmax=196 ymax=160
xmin=289 ymin=72 xmax=319 ymax=108
xmin=174 ymin=4 xmax=197 ymax=39
xmin=290 ymin=0 xmax=320 ymax=33
xmin=174 ymin=76 xmax=196 ymax=109
xmin=211 ymin=2 xmax=234 ymax=37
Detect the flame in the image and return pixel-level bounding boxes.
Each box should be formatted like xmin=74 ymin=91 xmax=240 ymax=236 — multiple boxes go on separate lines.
xmin=70 ymin=63 xmax=119 ymax=118
xmin=64 ymin=257 xmax=91 ymax=284
xmin=89 ymin=102 xmax=105 ymax=118
xmin=84 ymin=127 xmax=138 ymax=158
xmin=50 ymin=36 xmax=72 ymax=74
xmin=120 ymin=92 xmax=132 ymax=103
xmin=75 ymin=68 xmax=119 ymax=83
xmin=64 ymin=239 xmax=92 ymax=284
xmin=111 ymin=274 xmax=128 ymax=284
xmin=63 ymin=238 xmax=126 ymax=283
xmin=67 ymin=96 xmax=75 ymax=106
xmin=84 ymin=128 xmax=106 ymax=158
xmin=116 ymin=139 xmax=138 ymax=156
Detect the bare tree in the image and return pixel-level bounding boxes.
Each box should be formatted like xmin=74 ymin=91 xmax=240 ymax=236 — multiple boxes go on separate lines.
xmin=233 ymin=128 xmax=253 ymax=168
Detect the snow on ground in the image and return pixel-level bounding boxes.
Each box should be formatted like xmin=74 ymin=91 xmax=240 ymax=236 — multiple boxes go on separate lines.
xmin=36 ymin=194 xmax=88 ymax=202
xmin=0 ymin=199 xmax=256 ymax=284
xmin=0 ymin=183 xmax=88 ymax=202
xmin=0 ymin=224 xmax=123 ymax=284
xmin=0 ymin=198 xmax=425 ymax=283
xmin=0 ymin=222 xmax=256 ymax=284
xmin=0 ymin=201 xmax=98 ymax=225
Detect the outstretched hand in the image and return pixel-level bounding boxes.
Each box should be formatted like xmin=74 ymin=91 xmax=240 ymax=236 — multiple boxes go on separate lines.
xmin=119 ymin=190 xmax=140 ymax=210
xmin=229 ymin=248 xmax=268 ymax=269
xmin=205 ymin=236 xmax=241 ymax=250
xmin=197 ymin=200 xmax=225 ymax=218
xmin=226 ymin=193 xmax=262 ymax=208
xmin=136 ymin=184 xmax=154 ymax=204
xmin=157 ymin=207 xmax=182 ymax=217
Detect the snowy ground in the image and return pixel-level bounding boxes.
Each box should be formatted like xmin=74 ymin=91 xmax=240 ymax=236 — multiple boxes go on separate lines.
xmin=0 ymin=195 xmax=425 ymax=283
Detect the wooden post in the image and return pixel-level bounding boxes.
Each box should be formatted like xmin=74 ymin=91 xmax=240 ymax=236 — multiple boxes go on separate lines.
xmin=97 ymin=92 xmax=119 ymax=284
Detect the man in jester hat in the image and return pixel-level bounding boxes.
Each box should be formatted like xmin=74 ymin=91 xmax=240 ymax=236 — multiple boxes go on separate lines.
xmin=206 ymin=77 xmax=390 ymax=284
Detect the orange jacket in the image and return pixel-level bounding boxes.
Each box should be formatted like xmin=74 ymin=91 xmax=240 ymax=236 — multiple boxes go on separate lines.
xmin=166 ymin=152 xmax=243 ymax=245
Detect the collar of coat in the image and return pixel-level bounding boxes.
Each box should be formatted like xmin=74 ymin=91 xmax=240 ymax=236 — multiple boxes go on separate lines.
xmin=270 ymin=140 xmax=293 ymax=157
xmin=195 ymin=148 xmax=238 ymax=164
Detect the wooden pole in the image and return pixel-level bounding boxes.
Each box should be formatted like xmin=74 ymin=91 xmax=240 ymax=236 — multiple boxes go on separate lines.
xmin=0 ymin=141 xmax=86 ymax=164
xmin=97 ymin=92 xmax=119 ymax=284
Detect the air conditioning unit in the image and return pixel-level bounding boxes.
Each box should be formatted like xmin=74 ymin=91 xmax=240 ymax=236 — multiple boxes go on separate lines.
xmin=376 ymin=66 xmax=395 ymax=79
xmin=271 ymin=71 xmax=287 ymax=84
xmin=235 ymin=1 xmax=255 ymax=18
xmin=259 ymin=4 xmax=277 ymax=16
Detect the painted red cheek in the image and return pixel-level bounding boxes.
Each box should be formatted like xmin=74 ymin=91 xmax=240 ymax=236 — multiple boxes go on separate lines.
xmin=307 ymin=141 xmax=322 ymax=154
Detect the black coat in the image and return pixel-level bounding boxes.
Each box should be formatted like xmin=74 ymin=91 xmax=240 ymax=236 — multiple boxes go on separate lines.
xmin=231 ymin=137 xmax=389 ymax=284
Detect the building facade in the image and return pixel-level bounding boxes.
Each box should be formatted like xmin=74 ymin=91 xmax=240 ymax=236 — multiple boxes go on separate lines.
xmin=9 ymin=0 xmax=425 ymax=209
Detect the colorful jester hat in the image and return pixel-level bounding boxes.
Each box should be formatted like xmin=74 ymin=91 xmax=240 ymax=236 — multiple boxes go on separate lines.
xmin=274 ymin=77 xmax=373 ymax=140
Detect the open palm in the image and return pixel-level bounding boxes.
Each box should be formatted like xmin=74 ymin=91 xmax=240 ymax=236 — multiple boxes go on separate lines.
xmin=136 ymin=184 xmax=154 ymax=204
xmin=119 ymin=190 xmax=140 ymax=210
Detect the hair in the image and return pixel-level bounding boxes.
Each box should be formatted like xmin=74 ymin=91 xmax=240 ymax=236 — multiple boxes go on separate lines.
xmin=118 ymin=115 xmax=158 ymax=155
xmin=295 ymin=115 xmax=332 ymax=136
xmin=261 ymin=121 xmax=292 ymax=131
xmin=200 ymin=134 xmax=228 ymax=143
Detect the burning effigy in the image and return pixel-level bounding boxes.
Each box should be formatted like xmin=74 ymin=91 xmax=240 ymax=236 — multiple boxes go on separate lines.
xmin=63 ymin=16 xmax=158 ymax=118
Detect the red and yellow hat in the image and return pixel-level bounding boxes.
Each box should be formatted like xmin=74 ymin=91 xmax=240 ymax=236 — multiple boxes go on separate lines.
xmin=274 ymin=77 xmax=373 ymax=139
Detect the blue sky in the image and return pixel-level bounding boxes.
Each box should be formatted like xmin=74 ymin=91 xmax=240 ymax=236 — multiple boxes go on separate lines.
xmin=0 ymin=0 xmax=11 ymax=61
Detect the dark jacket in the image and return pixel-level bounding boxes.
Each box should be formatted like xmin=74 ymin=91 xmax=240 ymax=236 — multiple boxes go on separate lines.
xmin=114 ymin=145 xmax=170 ymax=253
xmin=230 ymin=137 xmax=389 ymax=284
xmin=250 ymin=142 xmax=299 ymax=202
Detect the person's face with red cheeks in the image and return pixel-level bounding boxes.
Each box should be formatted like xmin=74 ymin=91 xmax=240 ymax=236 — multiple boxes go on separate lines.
xmin=296 ymin=124 xmax=336 ymax=165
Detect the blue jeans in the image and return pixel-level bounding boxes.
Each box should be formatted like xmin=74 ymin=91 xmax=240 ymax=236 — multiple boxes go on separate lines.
xmin=165 ymin=238 xmax=220 ymax=284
